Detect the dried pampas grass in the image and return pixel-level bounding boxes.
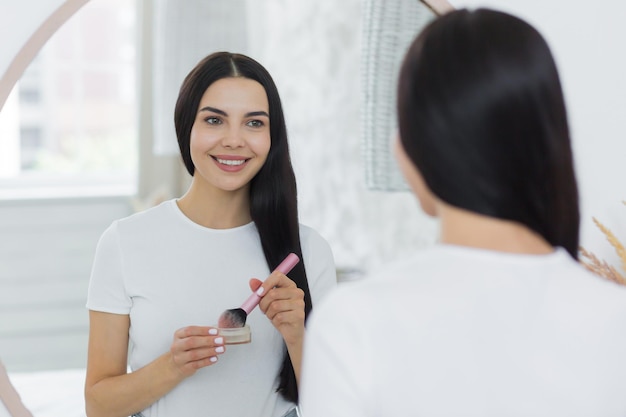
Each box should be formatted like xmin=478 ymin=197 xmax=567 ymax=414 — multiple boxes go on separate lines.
xmin=579 ymin=201 xmax=626 ymax=286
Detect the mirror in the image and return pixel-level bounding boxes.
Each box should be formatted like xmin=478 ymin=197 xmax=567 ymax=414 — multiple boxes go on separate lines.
xmin=0 ymin=1 xmax=440 ymax=414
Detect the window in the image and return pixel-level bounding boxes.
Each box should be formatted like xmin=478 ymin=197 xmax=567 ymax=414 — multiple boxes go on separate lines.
xmin=0 ymin=0 xmax=138 ymax=199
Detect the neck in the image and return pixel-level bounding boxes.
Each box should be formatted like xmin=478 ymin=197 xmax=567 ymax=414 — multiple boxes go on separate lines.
xmin=177 ymin=179 xmax=252 ymax=229
xmin=438 ymin=203 xmax=554 ymax=255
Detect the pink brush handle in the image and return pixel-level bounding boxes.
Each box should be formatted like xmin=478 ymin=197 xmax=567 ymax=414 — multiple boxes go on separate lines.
xmin=240 ymin=253 xmax=300 ymax=314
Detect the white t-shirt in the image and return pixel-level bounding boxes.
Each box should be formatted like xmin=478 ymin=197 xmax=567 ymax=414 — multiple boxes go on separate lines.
xmin=87 ymin=199 xmax=337 ymax=417
xmin=301 ymin=244 xmax=626 ymax=417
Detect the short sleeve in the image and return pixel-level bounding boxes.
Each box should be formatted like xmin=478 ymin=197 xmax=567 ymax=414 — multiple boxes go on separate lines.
xmin=300 ymin=225 xmax=337 ymax=307
xmin=86 ymin=221 xmax=132 ymax=314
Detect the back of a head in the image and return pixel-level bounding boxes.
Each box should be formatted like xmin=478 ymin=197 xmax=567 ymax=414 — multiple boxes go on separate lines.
xmin=397 ymin=8 xmax=580 ymax=258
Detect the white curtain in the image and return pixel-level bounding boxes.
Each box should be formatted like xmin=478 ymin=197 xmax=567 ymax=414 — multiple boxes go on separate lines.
xmin=151 ymin=0 xmax=249 ymax=155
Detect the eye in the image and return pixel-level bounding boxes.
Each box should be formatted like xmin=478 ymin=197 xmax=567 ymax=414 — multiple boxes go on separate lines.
xmin=246 ymin=119 xmax=265 ymax=128
xmin=205 ymin=116 xmax=222 ymax=125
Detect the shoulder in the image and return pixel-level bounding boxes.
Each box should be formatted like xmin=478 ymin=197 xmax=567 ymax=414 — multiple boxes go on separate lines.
xmin=309 ymin=255 xmax=412 ymax=327
xmin=95 ymin=200 xmax=178 ymax=250
xmin=308 ymin=246 xmax=483 ymax=323
xmin=116 ymin=199 xmax=175 ymax=229
xmin=298 ymin=223 xmax=327 ymax=245
xmin=99 ymin=200 xmax=177 ymax=241
xmin=298 ymin=223 xmax=334 ymax=262
xmin=305 ymin=278 xmax=378 ymax=350
xmin=551 ymin=251 xmax=626 ymax=312
xmin=298 ymin=224 xmax=338 ymax=303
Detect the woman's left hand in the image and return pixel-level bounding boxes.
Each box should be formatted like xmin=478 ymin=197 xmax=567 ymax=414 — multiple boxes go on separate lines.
xmin=249 ymin=271 xmax=305 ymax=347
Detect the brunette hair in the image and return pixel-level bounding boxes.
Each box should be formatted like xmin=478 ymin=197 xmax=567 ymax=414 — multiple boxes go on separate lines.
xmin=397 ymin=9 xmax=580 ymax=258
xmin=174 ymin=52 xmax=310 ymax=402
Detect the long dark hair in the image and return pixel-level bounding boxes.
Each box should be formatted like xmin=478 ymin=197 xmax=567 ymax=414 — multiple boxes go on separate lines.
xmin=397 ymin=9 xmax=580 ymax=258
xmin=174 ymin=52 xmax=311 ymax=402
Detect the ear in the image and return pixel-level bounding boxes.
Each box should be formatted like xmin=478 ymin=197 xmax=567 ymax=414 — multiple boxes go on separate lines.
xmin=393 ymin=137 xmax=438 ymax=217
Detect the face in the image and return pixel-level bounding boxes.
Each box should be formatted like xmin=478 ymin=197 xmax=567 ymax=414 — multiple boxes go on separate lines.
xmin=189 ymin=77 xmax=271 ymax=194
xmin=394 ymin=136 xmax=438 ymax=217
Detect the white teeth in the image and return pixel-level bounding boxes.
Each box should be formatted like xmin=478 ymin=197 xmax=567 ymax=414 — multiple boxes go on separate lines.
xmin=216 ymin=158 xmax=246 ymax=166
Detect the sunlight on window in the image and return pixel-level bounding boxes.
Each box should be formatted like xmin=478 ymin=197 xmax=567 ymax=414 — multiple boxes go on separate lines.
xmin=0 ymin=0 xmax=137 ymax=198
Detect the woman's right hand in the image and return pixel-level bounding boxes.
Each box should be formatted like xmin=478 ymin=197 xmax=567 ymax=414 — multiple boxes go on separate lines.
xmin=169 ymin=326 xmax=226 ymax=377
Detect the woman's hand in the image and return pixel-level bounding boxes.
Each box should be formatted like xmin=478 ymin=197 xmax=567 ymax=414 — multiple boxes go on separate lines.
xmin=249 ymin=271 xmax=305 ymax=347
xmin=169 ymin=326 xmax=226 ymax=377
xmin=86 ymin=312 xmax=226 ymax=416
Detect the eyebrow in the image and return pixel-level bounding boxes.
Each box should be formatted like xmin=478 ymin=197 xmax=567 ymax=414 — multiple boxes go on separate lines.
xmin=199 ymin=106 xmax=269 ymax=118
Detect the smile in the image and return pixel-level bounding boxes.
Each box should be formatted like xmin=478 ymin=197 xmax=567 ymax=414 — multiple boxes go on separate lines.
xmin=214 ymin=157 xmax=248 ymax=166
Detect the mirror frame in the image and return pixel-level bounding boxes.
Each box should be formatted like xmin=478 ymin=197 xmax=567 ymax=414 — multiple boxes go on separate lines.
xmin=0 ymin=0 xmax=88 ymax=112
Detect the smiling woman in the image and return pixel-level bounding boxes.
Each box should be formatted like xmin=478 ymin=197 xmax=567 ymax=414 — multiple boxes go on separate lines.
xmin=84 ymin=52 xmax=337 ymax=417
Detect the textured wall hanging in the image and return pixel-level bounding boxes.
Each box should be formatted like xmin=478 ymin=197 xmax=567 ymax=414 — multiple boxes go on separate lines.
xmin=360 ymin=0 xmax=437 ymax=191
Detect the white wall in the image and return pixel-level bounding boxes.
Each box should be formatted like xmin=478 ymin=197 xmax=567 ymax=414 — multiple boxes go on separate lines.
xmin=0 ymin=197 xmax=133 ymax=372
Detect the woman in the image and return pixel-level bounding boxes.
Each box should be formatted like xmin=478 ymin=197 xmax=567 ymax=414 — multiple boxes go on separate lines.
xmin=85 ymin=52 xmax=336 ymax=417
xmin=301 ymin=9 xmax=626 ymax=417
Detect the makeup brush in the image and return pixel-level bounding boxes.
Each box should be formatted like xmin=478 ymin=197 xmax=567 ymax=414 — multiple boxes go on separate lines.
xmin=218 ymin=253 xmax=300 ymax=329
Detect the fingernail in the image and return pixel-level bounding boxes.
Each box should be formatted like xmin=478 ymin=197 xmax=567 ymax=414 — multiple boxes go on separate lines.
xmin=256 ymin=286 xmax=265 ymax=296
xmin=215 ymin=346 xmax=225 ymax=353
xmin=210 ymin=356 xmax=218 ymax=363
xmin=214 ymin=337 xmax=224 ymax=345
xmin=208 ymin=328 xmax=218 ymax=335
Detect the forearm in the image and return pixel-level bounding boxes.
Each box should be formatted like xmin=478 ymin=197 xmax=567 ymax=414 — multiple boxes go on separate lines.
xmin=85 ymin=352 xmax=184 ymax=417
xmin=286 ymin=337 xmax=304 ymax=387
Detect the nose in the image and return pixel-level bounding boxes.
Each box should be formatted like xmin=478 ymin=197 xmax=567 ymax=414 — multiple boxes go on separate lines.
xmin=221 ymin=125 xmax=245 ymax=148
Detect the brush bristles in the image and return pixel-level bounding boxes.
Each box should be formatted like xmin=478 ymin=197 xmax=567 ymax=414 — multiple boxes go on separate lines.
xmin=218 ymin=308 xmax=247 ymax=328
